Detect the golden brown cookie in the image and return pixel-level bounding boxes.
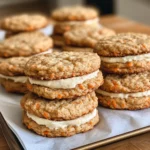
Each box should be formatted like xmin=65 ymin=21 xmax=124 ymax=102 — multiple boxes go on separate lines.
xmin=25 ymin=52 xmax=100 ymax=80
xmin=51 ymin=6 xmax=99 ymax=21
xmin=0 ymin=14 xmax=48 ymax=32
xmin=0 ymin=32 xmax=53 ymax=58
xmin=21 ymin=92 xmax=98 ymax=120
xmin=23 ymin=109 xmax=99 ymax=137
xmin=95 ymin=33 xmax=150 ymax=74
xmin=0 ymin=57 xmax=30 ymax=76
xmin=64 ymin=27 xmax=115 ymax=48
xmin=96 ymin=72 xmax=150 ymax=110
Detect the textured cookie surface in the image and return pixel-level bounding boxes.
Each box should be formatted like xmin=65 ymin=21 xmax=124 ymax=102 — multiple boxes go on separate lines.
xmin=0 ymin=79 xmax=28 ymax=93
xmin=0 ymin=57 xmax=30 ymax=76
xmin=64 ymin=27 xmax=115 ymax=48
xmin=52 ymin=6 xmax=98 ymax=21
xmin=27 ymin=71 xmax=103 ymax=99
xmin=21 ymin=92 xmax=98 ymax=120
xmin=63 ymin=46 xmax=93 ymax=52
xmin=97 ymin=94 xmax=150 ymax=110
xmin=100 ymin=72 xmax=150 ymax=93
xmin=0 ymin=14 xmax=48 ymax=32
xmin=0 ymin=32 xmax=53 ymax=57
xmin=101 ymin=60 xmax=150 ymax=74
xmin=95 ymin=33 xmax=150 ymax=56
xmin=25 ymin=52 xmax=100 ymax=80
xmin=23 ymin=111 xmax=99 ymax=137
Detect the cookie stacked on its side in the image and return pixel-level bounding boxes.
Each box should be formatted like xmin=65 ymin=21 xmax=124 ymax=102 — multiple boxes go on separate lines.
xmin=0 ymin=32 xmax=53 ymax=93
xmin=51 ymin=6 xmax=100 ymax=47
xmin=21 ymin=52 xmax=103 ymax=137
xmin=0 ymin=14 xmax=49 ymax=38
xmin=95 ymin=33 xmax=150 ymax=110
xmin=63 ymin=26 xmax=115 ymax=52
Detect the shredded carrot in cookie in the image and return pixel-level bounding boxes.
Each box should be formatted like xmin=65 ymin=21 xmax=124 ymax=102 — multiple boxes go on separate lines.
xmin=49 ymin=73 xmax=55 ymax=79
xmin=141 ymin=44 xmax=146 ymax=49
xmin=65 ymin=26 xmax=71 ymax=31
xmin=121 ymin=103 xmax=125 ymax=109
xmin=126 ymin=62 xmax=133 ymax=67
xmin=57 ymin=94 xmax=62 ymax=99
xmin=88 ymin=83 xmax=94 ymax=89
xmin=43 ymin=112 xmax=49 ymax=119
xmin=27 ymin=124 xmax=31 ymax=129
xmin=27 ymin=83 xmax=33 ymax=90
xmin=43 ymin=131 xmax=49 ymax=136
xmin=113 ymin=68 xmax=119 ymax=72
xmin=78 ymin=84 xmax=84 ymax=89
xmin=35 ymin=103 xmax=40 ymax=109
xmin=107 ymin=100 xmax=111 ymax=106
xmin=112 ymin=100 xmax=117 ymax=108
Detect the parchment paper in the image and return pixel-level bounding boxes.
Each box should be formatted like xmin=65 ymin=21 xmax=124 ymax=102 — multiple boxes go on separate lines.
xmin=1 ymin=86 xmax=150 ymax=150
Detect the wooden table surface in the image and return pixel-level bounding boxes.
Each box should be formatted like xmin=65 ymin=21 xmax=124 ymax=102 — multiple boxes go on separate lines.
xmin=0 ymin=15 xmax=150 ymax=150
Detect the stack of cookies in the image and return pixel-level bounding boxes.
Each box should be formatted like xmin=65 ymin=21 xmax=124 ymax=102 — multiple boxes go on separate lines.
xmin=95 ymin=33 xmax=150 ymax=110
xmin=0 ymin=14 xmax=49 ymax=38
xmin=0 ymin=32 xmax=53 ymax=93
xmin=51 ymin=6 xmax=100 ymax=47
xmin=63 ymin=26 xmax=115 ymax=52
xmin=21 ymin=52 xmax=104 ymax=137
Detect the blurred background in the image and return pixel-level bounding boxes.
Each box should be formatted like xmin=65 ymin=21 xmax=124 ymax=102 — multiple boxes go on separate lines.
xmin=0 ymin=0 xmax=149 ymax=24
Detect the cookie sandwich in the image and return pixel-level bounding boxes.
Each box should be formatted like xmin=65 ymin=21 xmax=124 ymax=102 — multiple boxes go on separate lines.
xmin=0 ymin=14 xmax=49 ymax=38
xmin=25 ymin=52 xmax=103 ymax=99
xmin=63 ymin=26 xmax=115 ymax=52
xmin=51 ymin=6 xmax=100 ymax=47
xmin=96 ymin=72 xmax=150 ymax=110
xmin=21 ymin=92 xmax=99 ymax=137
xmin=0 ymin=57 xmax=29 ymax=93
xmin=95 ymin=33 xmax=150 ymax=74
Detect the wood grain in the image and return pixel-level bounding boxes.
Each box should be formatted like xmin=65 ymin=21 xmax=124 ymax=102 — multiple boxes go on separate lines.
xmin=0 ymin=113 xmax=22 ymax=150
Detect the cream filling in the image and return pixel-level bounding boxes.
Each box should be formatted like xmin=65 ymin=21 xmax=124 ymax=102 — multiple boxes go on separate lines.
xmin=27 ymin=109 xmax=97 ymax=129
xmin=101 ymin=53 xmax=150 ymax=63
xmin=56 ymin=18 xmax=99 ymax=25
xmin=29 ymin=70 xmax=99 ymax=89
xmin=0 ymin=74 xmax=27 ymax=83
xmin=96 ymin=89 xmax=150 ymax=99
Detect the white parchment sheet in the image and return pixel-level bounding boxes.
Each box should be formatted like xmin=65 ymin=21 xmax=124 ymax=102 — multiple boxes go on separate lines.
xmin=1 ymin=85 xmax=150 ymax=150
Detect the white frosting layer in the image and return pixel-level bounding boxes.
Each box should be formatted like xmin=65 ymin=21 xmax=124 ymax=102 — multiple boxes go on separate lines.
xmin=27 ymin=109 xmax=97 ymax=129
xmin=101 ymin=53 xmax=150 ymax=63
xmin=96 ymin=89 xmax=150 ymax=99
xmin=56 ymin=18 xmax=99 ymax=25
xmin=0 ymin=74 xmax=27 ymax=83
xmin=29 ymin=70 xmax=99 ymax=89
